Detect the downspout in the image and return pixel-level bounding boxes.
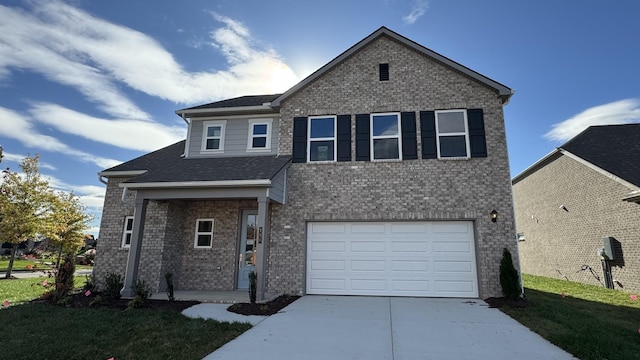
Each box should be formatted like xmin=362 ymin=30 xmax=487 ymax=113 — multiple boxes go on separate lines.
xmin=121 ymin=186 xmax=135 ymax=207
xmin=98 ymin=175 xmax=108 ymax=185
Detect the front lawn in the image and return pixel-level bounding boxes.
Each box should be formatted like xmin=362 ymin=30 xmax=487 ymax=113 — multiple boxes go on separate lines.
xmin=0 ymin=276 xmax=251 ymax=359
xmin=500 ymin=274 xmax=640 ymax=360
xmin=0 ymin=303 xmax=250 ymax=359
xmin=0 ymin=258 xmax=53 ymax=272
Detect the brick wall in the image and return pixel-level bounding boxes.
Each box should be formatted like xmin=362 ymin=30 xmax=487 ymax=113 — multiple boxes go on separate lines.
xmin=268 ymin=35 xmax=518 ymax=298
xmin=513 ymin=154 xmax=640 ymax=292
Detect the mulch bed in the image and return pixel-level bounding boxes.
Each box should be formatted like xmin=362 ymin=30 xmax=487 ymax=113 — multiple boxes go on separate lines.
xmin=36 ymin=290 xmax=300 ymax=315
xmin=484 ymin=296 xmax=531 ymax=309
xmin=227 ymin=295 xmax=300 ymax=315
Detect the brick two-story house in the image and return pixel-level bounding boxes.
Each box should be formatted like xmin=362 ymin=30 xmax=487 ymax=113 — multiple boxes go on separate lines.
xmin=94 ymin=27 xmax=517 ymax=300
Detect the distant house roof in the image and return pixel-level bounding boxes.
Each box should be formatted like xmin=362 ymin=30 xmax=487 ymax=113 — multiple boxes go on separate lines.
xmin=271 ymin=26 xmax=513 ymax=107
xmin=99 ymin=141 xmax=291 ymax=185
xmin=513 ymin=123 xmax=640 ymax=189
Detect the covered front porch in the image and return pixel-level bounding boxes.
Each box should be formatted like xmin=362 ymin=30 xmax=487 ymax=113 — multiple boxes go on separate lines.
xmin=114 ymin=156 xmax=290 ymax=301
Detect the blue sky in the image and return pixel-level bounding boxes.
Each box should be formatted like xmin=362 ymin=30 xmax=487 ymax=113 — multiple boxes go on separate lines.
xmin=1 ymin=0 xmax=639 ymax=236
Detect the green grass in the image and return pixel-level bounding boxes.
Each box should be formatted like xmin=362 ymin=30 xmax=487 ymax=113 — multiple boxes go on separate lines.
xmin=0 ymin=276 xmax=86 ymax=304
xmin=500 ymin=274 xmax=640 ymax=360
xmin=0 ymin=303 xmax=251 ymax=359
xmin=0 ymin=258 xmax=54 ymax=272
xmin=0 ymin=275 xmax=251 ymax=359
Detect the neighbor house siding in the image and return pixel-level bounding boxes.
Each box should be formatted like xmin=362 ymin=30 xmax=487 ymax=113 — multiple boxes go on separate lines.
xmin=268 ymin=35 xmax=517 ymax=298
xmin=513 ymin=154 xmax=640 ymax=292
xmin=187 ymin=117 xmax=280 ymax=157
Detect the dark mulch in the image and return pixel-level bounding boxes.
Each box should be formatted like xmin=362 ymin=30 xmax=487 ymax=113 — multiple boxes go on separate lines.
xmin=227 ymin=295 xmax=300 ymax=315
xmin=484 ymin=296 xmax=532 ymax=309
xmin=37 ymin=291 xmax=200 ymax=312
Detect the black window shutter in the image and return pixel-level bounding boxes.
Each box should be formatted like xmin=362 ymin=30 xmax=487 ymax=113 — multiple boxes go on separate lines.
xmin=336 ymin=115 xmax=352 ymax=162
xmin=401 ymin=112 xmax=418 ymax=160
xmin=292 ymin=117 xmax=308 ymax=163
xmin=355 ymin=114 xmax=370 ymax=161
xmin=467 ymin=109 xmax=487 ymax=158
xmin=420 ymin=111 xmax=437 ymax=159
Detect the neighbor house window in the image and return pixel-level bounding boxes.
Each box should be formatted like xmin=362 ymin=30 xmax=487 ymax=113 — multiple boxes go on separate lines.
xmin=201 ymin=120 xmax=226 ymax=152
xmin=435 ymin=110 xmax=470 ymax=158
xmin=308 ymin=116 xmax=336 ymax=162
xmin=121 ymin=216 xmax=134 ymax=248
xmin=247 ymin=119 xmax=272 ymax=151
xmin=370 ymin=113 xmax=402 ymax=160
xmin=194 ymin=219 xmax=214 ymax=248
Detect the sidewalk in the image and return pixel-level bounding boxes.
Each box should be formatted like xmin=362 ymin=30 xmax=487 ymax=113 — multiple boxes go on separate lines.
xmin=2 ymin=268 xmax=93 ymax=279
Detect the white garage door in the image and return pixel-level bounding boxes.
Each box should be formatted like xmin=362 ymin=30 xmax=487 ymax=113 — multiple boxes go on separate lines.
xmin=306 ymin=221 xmax=478 ymax=297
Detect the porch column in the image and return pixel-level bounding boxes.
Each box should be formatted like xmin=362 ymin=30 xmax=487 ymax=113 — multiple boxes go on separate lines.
xmin=255 ymin=196 xmax=270 ymax=301
xmin=121 ymin=198 xmax=148 ymax=298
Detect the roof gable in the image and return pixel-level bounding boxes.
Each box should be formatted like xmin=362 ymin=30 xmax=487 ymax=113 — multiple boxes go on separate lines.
xmin=560 ymin=123 xmax=640 ymax=187
xmin=271 ymin=26 xmax=513 ymax=107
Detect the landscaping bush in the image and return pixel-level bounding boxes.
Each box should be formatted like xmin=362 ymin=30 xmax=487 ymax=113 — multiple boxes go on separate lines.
xmin=127 ymin=279 xmax=151 ymax=309
xmin=165 ymin=272 xmax=175 ymax=302
xmin=52 ymin=254 xmax=75 ymax=303
xmin=248 ymin=271 xmax=257 ymax=304
xmin=104 ymin=273 xmax=123 ymax=300
xmin=499 ymin=247 xmax=521 ymax=300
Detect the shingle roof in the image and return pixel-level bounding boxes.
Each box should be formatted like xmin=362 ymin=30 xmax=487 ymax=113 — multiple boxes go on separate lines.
xmin=178 ymin=94 xmax=282 ymax=111
xmin=102 ymin=141 xmax=291 ymax=184
xmin=561 ymin=123 xmax=640 ymax=187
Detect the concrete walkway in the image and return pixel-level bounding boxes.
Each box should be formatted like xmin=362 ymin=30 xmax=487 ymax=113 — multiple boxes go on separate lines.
xmin=197 ymin=296 xmax=577 ymax=360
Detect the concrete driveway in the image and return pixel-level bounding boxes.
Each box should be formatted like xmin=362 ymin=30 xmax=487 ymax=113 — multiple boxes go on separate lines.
xmin=204 ymin=295 xmax=576 ymax=360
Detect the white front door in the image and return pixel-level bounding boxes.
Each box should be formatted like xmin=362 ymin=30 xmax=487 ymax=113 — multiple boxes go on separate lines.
xmin=237 ymin=210 xmax=258 ymax=289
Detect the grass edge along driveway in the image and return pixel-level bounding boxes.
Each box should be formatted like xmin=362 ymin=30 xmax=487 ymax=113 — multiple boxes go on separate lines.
xmin=501 ymin=274 xmax=640 ymax=360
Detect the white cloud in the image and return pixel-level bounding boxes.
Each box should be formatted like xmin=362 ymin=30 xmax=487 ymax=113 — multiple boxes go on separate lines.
xmin=45 ymin=175 xmax=106 ymax=210
xmin=403 ymin=0 xmax=430 ymax=24
xmin=544 ymin=99 xmax=640 ymax=141
xmin=0 ymin=151 xmax=56 ymax=170
xmin=0 ymin=2 xmax=299 ymax=116
xmin=29 ymin=103 xmax=185 ymax=152
xmin=0 ymin=106 xmax=121 ymax=168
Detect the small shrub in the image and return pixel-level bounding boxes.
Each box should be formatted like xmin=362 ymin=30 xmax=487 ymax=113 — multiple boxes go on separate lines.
xmin=248 ymin=271 xmax=257 ymax=304
xmin=83 ymin=274 xmax=95 ymax=292
xmin=165 ymin=272 xmax=175 ymax=302
xmin=127 ymin=279 xmax=151 ymax=309
xmin=104 ymin=273 xmax=124 ymax=300
xmin=499 ymin=248 xmax=521 ymax=300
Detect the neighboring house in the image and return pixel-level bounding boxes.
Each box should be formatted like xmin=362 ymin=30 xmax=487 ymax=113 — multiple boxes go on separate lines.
xmin=513 ymin=124 xmax=640 ymax=292
xmin=94 ymin=27 xmax=517 ymax=300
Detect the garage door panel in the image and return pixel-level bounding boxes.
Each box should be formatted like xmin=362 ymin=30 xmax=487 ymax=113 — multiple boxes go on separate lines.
xmin=351 ymin=260 xmax=386 ymax=271
xmin=392 ymin=279 xmax=430 ymax=291
xmin=351 ymin=241 xmax=385 ymax=252
xmin=307 ymin=221 xmax=477 ymax=297
xmin=391 ymin=260 xmax=429 ymax=272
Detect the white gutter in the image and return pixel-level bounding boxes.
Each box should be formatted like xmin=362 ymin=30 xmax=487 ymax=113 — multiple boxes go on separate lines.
xmin=98 ymin=170 xmax=147 ymax=177
xmin=175 ymin=105 xmax=274 ymax=116
xmin=119 ymin=179 xmax=272 ymax=189
xmin=98 ymin=175 xmax=108 ymax=185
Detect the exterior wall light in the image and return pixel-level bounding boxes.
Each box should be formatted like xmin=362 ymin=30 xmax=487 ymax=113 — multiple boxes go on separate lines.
xmin=490 ymin=210 xmax=498 ymax=222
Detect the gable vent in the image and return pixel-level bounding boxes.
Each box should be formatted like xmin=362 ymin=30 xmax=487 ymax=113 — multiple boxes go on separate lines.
xmin=379 ymin=63 xmax=389 ymax=81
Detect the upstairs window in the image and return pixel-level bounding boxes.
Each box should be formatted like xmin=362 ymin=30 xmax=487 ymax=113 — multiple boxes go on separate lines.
xmin=308 ymin=116 xmax=336 ymax=162
xmin=435 ymin=110 xmax=470 ymax=158
xmin=194 ymin=219 xmax=214 ymax=248
xmin=247 ymin=119 xmax=272 ymax=151
xmin=370 ymin=113 xmax=402 ymax=160
xmin=201 ymin=120 xmax=226 ymax=152
xmin=121 ymin=216 xmax=134 ymax=248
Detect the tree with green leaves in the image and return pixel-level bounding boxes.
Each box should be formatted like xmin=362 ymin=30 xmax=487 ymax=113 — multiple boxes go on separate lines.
xmin=499 ymin=247 xmax=522 ymax=300
xmin=0 ymin=155 xmax=55 ymax=278
xmin=44 ymin=191 xmax=94 ymax=268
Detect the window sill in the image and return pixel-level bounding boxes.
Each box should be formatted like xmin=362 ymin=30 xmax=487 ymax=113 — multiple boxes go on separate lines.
xmin=200 ymin=150 xmax=224 ymax=154
xmin=246 ymin=148 xmax=272 ymax=152
xmin=119 ymin=247 xmax=130 ymax=251
xmin=437 ymin=157 xmax=470 ymax=161
xmin=194 ymin=246 xmax=213 ymax=250
xmin=306 ymin=160 xmax=337 ymax=164
xmin=371 ymin=158 xmax=403 ymax=163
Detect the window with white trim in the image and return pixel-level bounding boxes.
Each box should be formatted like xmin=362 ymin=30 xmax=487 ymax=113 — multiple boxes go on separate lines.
xmin=435 ymin=110 xmax=470 ymax=158
xmin=194 ymin=219 xmax=214 ymax=248
xmin=371 ymin=113 xmax=402 ymax=160
xmin=247 ymin=119 xmax=272 ymax=151
xmin=308 ymin=116 xmax=336 ymax=162
xmin=201 ymin=120 xmax=226 ymax=152
xmin=121 ymin=216 xmax=134 ymax=248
